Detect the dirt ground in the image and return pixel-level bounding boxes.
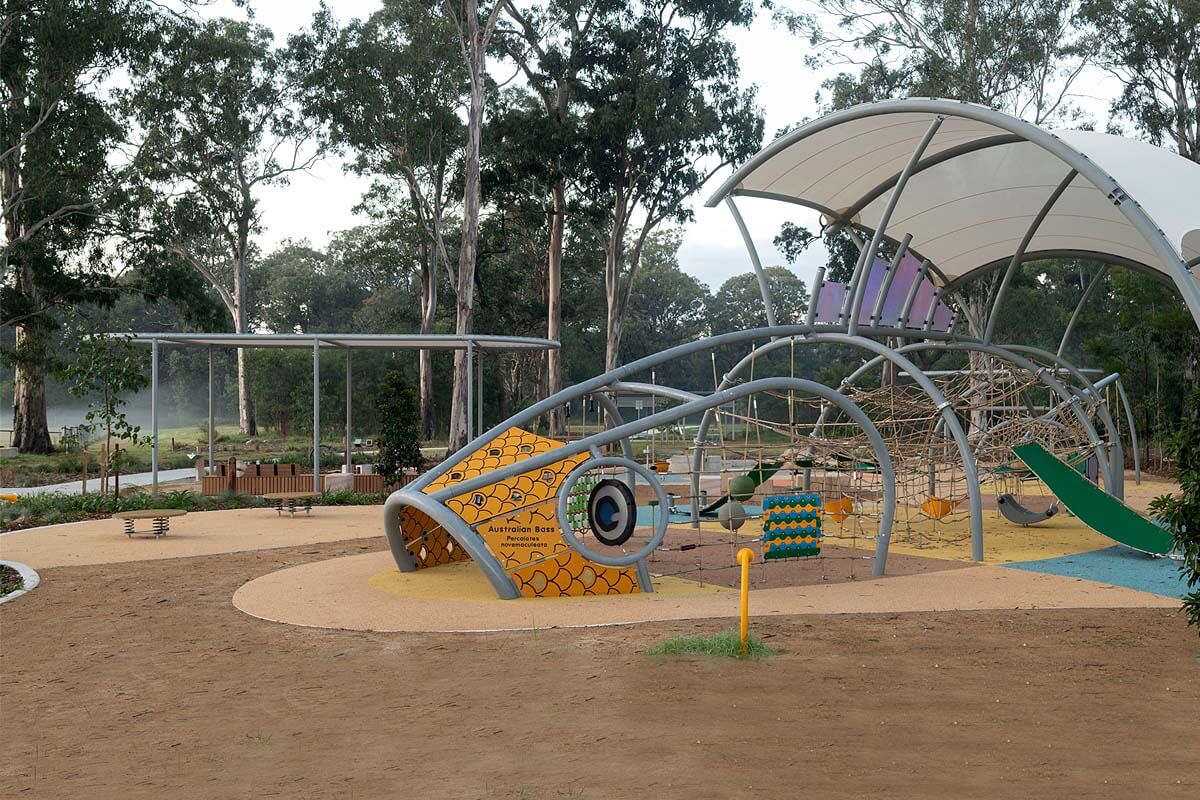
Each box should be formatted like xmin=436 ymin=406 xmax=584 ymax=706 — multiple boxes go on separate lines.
xmin=2 ymin=539 xmax=1198 ymax=800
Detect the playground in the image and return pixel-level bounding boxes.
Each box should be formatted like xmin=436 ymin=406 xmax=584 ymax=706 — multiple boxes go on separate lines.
xmin=4 ymin=98 xmax=1200 ymax=798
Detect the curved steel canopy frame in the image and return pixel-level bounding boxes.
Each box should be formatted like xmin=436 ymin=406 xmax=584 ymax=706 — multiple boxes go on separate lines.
xmin=384 ymin=375 xmax=896 ymax=594
xmin=706 ymin=98 xmax=1200 ymax=332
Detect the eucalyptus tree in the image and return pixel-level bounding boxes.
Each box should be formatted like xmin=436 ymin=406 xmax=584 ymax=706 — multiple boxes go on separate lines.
xmin=575 ymin=0 xmax=764 ymax=371
xmin=2 ymin=0 xmax=173 ymax=452
xmin=296 ymin=0 xmax=504 ymax=447
xmin=125 ymin=17 xmax=320 ymax=436
xmin=442 ymin=0 xmax=508 ymax=448
xmin=491 ymin=0 xmax=620 ymax=435
xmin=1081 ymin=0 xmax=1199 ymax=163
xmin=292 ymin=1 xmax=465 ymax=439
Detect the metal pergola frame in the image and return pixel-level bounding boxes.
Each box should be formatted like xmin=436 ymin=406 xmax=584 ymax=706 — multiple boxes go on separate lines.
xmin=127 ymin=333 xmax=559 ymax=494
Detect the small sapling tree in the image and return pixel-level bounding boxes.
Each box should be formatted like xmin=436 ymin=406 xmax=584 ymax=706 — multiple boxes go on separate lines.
xmin=60 ymin=327 xmax=150 ymax=495
xmin=374 ymin=369 xmax=424 ymax=486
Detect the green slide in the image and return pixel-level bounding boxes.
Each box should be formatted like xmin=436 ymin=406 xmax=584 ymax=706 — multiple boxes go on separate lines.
xmin=1012 ymin=442 xmax=1174 ymax=556
xmin=697 ymin=460 xmax=784 ymax=517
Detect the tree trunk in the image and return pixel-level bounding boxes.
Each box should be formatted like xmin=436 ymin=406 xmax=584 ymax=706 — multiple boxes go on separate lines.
xmin=447 ymin=0 xmax=489 ymax=451
xmin=965 ymin=292 xmax=990 ymax=440
xmin=233 ymin=236 xmax=257 ymax=436
xmin=545 ymin=182 xmax=565 ymax=436
xmin=6 ymin=136 xmax=53 ymax=454
xmin=603 ymin=239 xmax=625 ymax=373
xmin=11 ymin=322 xmax=53 ymax=453
xmin=419 ymin=243 xmax=437 ymax=440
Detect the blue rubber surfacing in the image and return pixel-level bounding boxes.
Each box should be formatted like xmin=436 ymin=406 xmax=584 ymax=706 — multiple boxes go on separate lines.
xmin=1003 ymin=546 xmax=1189 ymax=599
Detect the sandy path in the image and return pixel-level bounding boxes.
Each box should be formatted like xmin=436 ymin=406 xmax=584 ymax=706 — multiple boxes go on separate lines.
xmin=0 ymin=505 xmax=384 ymax=568
xmin=1 ymin=539 xmax=1196 ymax=799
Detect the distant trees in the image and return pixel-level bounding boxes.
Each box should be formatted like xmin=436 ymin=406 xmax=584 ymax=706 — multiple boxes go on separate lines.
xmin=125 ymin=18 xmax=320 ymax=437
xmin=1081 ymin=0 xmax=1199 ymax=162
xmin=573 ymin=0 xmax=763 ymax=371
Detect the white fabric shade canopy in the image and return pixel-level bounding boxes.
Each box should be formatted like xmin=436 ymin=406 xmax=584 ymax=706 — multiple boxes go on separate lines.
xmin=707 ymin=100 xmax=1200 ymax=304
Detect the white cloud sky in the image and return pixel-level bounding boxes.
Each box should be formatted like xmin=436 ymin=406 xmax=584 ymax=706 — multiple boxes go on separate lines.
xmin=219 ymin=1 xmax=1121 ymax=295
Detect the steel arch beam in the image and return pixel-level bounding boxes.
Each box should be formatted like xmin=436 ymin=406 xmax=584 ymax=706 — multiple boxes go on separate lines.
xmin=688 ymin=333 xmax=985 ymax=563
xmin=388 ymin=377 xmax=898 ymax=584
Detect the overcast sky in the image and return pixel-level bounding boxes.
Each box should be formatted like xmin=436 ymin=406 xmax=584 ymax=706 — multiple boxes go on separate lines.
xmin=217 ymin=1 xmax=1120 ymax=294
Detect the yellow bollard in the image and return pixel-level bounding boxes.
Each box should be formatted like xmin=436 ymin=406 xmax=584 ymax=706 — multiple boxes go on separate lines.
xmin=737 ymin=547 xmax=755 ymax=655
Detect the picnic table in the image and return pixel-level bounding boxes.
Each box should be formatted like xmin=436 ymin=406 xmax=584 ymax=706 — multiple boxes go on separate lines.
xmin=263 ymin=492 xmax=319 ymax=517
xmin=113 ymin=508 xmax=188 ymax=538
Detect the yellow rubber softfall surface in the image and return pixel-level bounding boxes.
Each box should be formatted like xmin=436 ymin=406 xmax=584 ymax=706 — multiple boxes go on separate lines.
xmin=231 ymin=550 xmax=1175 ymax=633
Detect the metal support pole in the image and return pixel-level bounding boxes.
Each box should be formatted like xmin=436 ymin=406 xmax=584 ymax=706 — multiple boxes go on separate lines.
xmin=871 ymin=232 xmax=912 ymax=325
xmin=985 ymin=169 xmax=1077 ymax=343
xmin=477 ymin=347 xmax=483 ymax=437
xmin=900 ymin=261 xmax=931 ymax=327
xmin=1057 ymin=265 xmax=1110 ymax=357
xmin=345 ymin=349 xmax=352 ymax=472
xmin=151 ymin=337 xmax=159 ymax=494
xmin=847 ymin=115 xmax=944 ymax=335
xmin=466 ymin=340 xmax=474 ymax=440
xmin=727 ymin=197 xmax=777 ymax=328
xmin=207 ymin=346 xmax=215 ymax=477
xmin=805 ymin=267 xmax=825 ymax=326
xmin=313 ymin=339 xmax=320 ymax=493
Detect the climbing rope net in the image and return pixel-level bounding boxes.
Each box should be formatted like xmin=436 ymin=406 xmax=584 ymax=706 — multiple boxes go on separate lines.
xmin=611 ymin=349 xmax=1104 ymax=586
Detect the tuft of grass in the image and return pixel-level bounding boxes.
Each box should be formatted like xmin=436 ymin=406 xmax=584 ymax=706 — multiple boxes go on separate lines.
xmin=646 ymin=629 xmax=772 ymax=659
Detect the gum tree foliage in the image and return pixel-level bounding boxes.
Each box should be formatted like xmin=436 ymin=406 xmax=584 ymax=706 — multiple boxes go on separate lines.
xmin=490 ymin=0 xmax=622 ymax=436
xmin=573 ymin=0 xmax=764 ymax=371
xmin=374 ymin=369 xmax=424 ymax=485
xmin=125 ymin=17 xmax=321 ymax=437
xmin=619 ymin=230 xmax=711 ymax=387
xmin=291 ymin=0 xmax=466 ymax=440
xmin=1081 ymin=0 xmax=1199 ymax=162
xmin=1 ymin=0 xmax=202 ymax=453
xmin=253 ymin=240 xmax=366 ymax=335
xmin=708 ymin=267 xmax=810 ymax=334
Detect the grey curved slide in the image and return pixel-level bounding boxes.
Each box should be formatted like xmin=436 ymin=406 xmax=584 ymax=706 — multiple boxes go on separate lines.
xmin=997 ymin=494 xmax=1059 ymax=526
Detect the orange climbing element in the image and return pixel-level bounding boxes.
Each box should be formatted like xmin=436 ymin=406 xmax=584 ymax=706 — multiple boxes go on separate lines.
xmin=823 ymin=496 xmax=855 ymax=522
xmin=920 ymin=496 xmax=957 ymax=519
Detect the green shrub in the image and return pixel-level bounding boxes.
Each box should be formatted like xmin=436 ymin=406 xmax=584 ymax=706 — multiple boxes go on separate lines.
xmin=1149 ymin=388 xmax=1200 ymax=634
xmin=374 ymin=369 xmax=423 ymax=485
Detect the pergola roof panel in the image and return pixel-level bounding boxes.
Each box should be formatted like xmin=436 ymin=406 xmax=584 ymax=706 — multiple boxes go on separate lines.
xmin=127 ymin=333 xmax=559 ymax=352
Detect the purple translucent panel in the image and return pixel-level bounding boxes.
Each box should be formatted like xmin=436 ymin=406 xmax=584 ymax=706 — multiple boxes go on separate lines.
xmin=931 ymin=300 xmax=955 ymax=331
xmin=814 ymin=280 xmax=847 ymax=324
xmin=907 ymin=276 xmax=937 ymax=327
xmin=878 ymin=252 xmax=923 ymax=326
xmin=857 ymin=257 xmax=888 ymax=323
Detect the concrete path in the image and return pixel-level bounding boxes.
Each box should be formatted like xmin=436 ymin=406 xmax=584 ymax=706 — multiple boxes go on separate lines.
xmin=2 ymin=468 xmax=196 ymax=497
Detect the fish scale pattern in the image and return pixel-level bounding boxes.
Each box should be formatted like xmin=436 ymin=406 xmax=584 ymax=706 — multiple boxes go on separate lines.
xmin=415 ymin=427 xmax=641 ymax=597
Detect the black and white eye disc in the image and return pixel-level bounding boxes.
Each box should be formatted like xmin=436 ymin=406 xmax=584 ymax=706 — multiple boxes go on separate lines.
xmin=587 ymin=479 xmax=636 ymax=546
